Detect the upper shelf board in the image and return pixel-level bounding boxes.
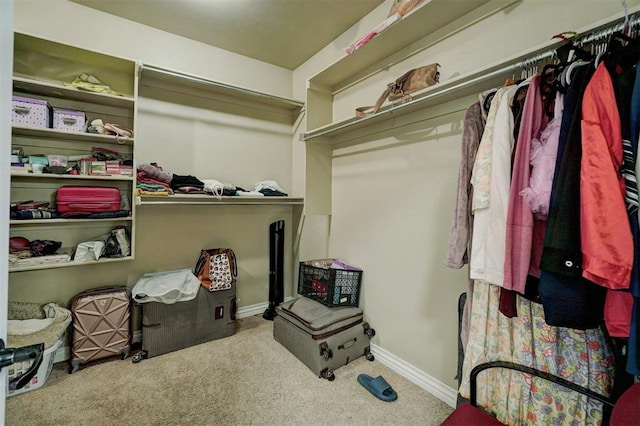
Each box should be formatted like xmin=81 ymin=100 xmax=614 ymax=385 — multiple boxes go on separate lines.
xmin=137 ymin=194 xmax=304 ymax=206
xmin=12 ymin=125 xmax=134 ymax=146
xmin=308 ymin=0 xmax=514 ymax=94
xmin=13 ymin=76 xmax=135 ymax=108
xmin=138 ymin=63 xmax=304 ymax=117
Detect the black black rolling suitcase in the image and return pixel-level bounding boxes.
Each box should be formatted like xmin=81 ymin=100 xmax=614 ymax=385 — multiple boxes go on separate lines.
xmin=133 ymin=286 xmax=236 ymax=362
xmin=273 ymin=296 xmax=375 ymax=381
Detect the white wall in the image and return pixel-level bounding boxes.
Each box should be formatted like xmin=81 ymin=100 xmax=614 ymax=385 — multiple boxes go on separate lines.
xmin=293 ymin=0 xmax=640 ymax=395
xmin=1 ymin=0 xmax=15 ymax=415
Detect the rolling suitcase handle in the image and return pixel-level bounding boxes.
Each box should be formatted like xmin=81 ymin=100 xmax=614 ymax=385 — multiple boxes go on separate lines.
xmin=338 ymin=338 xmax=358 ymax=350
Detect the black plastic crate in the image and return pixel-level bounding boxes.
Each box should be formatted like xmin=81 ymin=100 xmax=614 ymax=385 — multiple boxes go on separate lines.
xmin=297 ymin=259 xmax=362 ymax=307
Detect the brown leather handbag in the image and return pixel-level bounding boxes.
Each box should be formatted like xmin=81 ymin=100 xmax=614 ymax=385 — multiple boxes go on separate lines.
xmin=356 ymin=63 xmax=440 ymax=118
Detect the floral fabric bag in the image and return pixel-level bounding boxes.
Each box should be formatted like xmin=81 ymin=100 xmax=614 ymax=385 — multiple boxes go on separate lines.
xmin=194 ymin=248 xmax=237 ymax=291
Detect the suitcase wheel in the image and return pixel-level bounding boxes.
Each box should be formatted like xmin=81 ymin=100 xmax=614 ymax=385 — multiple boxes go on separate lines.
xmin=69 ymin=359 xmax=83 ymax=374
xmin=319 ymin=342 xmax=333 ymax=360
xmin=121 ymin=346 xmax=131 ymax=360
xmin=363 ymin=322 xmax=376 ymax=338
xmin=365 ymin=346 xmax=375 ymax=361
xmin=320 ymin=369 xmax=335 ymax=381
xmin=132 ymin=350 xmax=148 ymax=364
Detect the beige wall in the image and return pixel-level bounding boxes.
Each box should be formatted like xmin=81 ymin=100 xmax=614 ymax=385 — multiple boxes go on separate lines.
xmin=10 ymin=1 xmax=299 ymax=317
xmin=293 ymin=0 xmax=640 ymax=393
xmin=14 ymin=0 xmax=293 ymax=98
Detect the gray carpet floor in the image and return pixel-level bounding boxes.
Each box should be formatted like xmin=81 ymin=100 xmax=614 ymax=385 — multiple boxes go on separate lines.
xmin=6 ymin=315 xmax=453 ymax=425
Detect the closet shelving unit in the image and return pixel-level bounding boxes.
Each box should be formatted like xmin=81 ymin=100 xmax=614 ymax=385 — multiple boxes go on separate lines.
xmin=136 ymin=63 xmax=305 ymax=209
xmin=301 ymin=4 xmax=638 ymax=215
xmin=10 ymin=32 xmax=138 ymax=273
xmin=136 ymin=64 xmax=306 ymax=295
xmin=303 ymin=0 xmax=519 ymax=143
xmin=303 ymin=1 xmax=639 ymax=146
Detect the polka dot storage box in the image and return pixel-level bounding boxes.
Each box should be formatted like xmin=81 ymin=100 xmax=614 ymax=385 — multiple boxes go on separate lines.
xmin=11 ymin=96 xmax=51 ymax=129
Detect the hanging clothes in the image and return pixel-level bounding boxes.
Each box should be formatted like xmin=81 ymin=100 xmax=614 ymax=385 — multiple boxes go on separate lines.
xmin=445 ymin=101 xmax=487 ymax=269
xmin=520 ymin=91 xmax=564 ymax=221
xmin=538 ymin=62 xmax=608 ymax=330
xmin=580 ymin=61 xmax=633 ymax=290
xmin=445 ymin=100 xmax=488 ymax=353
xmin=503 ymin=75 xmax=548 ymax=295
xmin=470 ymin=85 xmax=519 ymax=285
xmin=446 ymin=18 xmax=640 ymax=421
xmin=627 ymin=58 xmax=640 ymax=376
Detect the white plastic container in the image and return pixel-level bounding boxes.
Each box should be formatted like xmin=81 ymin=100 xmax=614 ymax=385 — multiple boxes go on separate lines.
xmin=6 ymin=335 xmax=63 ymax=397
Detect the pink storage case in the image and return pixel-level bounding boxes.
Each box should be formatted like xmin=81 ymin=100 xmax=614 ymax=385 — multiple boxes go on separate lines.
xmin=56 ymin=186 xmax=121 ymax=214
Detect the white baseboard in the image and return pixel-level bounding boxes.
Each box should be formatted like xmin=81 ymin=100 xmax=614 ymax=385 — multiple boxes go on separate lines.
xmin=370 ymin=344 xmax=458 ymax=408
xmin=53 ymin=298 xmax=292 ymax=364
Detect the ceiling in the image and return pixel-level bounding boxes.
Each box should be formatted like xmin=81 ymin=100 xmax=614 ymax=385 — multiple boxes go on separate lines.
xmin=69 ymin=0 xmax=386 ymax=70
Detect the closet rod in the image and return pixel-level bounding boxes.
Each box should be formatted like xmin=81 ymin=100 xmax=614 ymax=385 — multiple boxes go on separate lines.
xmin=138 ymin=63 xmax=304 ymax=108
xmin=576 ymin=13 xmax=640 ymax=46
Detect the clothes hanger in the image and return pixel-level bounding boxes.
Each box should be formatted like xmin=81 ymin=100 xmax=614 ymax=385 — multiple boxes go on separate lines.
xmin=605 ymin=30 xmax=640 ymax=71
xmin=562 ymin=59 xmax=590 ymax=87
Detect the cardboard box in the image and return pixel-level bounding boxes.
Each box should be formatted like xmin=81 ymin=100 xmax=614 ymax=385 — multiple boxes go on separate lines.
xmin=91 ymin=161 xmax=106 ymax=175
xmin=105 ymin=160 xmax=120 ymax=175
xmin=119 ymin=165 xmax=133 ymax=176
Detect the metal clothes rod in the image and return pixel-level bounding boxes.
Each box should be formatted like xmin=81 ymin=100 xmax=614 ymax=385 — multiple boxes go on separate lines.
xmin=138 ymin=63 xmax=304 ymax=108
xmin=576 ymin=13 xmax=640 ymax=46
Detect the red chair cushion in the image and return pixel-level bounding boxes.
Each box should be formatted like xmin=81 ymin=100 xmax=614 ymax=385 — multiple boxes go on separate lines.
xmin=441 ymin=402 xmax=505 ymax=426
xmin=610 ymin=383 xmax=640 ymax=426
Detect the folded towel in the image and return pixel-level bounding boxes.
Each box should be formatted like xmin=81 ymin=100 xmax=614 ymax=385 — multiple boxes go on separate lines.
xmin=132 ymin=268 xmax=201 ymax=304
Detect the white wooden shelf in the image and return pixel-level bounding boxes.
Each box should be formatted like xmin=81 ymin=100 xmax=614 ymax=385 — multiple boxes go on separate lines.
xmin=136 ymin=194 xmax=304 ymax=206
xmin=13 ymin=75 xmax=135 ymax=108
xmin=303 ymin=5 xmax=640 ymax=144
xmin=139 ymin=63 xmax=304 ymax=123
xmin=9 ymin=256 xmax=134 ymax=273
xmin=303 ymin=47 xmax=552 ymax=143
xmin=10 ymin=217 xmax=132 ymax=226
xmin=308 ymin=0 xmax=516 ymax=94
xmin=12 ymin=125 xmax=134 ymax=146
xmin=304 ymin=0 xmax=519 ymax=139
xmin=11 ymin=172 xmax=134 ymax=181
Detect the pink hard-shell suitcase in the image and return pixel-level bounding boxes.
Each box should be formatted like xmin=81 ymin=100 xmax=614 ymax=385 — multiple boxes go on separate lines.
xmin=69 ymin=286 xmax=131 ymax=373
xmin=56 ymin=186 xmax=120 ymax=214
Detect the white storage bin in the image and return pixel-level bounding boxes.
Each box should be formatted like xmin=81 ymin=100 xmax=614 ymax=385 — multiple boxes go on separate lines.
xmin=6 ymin=335 xmax=63 ymax=397
xmin=53 ymin=108 xmax=86 ymax=132
xmin=11 ymin=96 xmax=51 ymax=129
